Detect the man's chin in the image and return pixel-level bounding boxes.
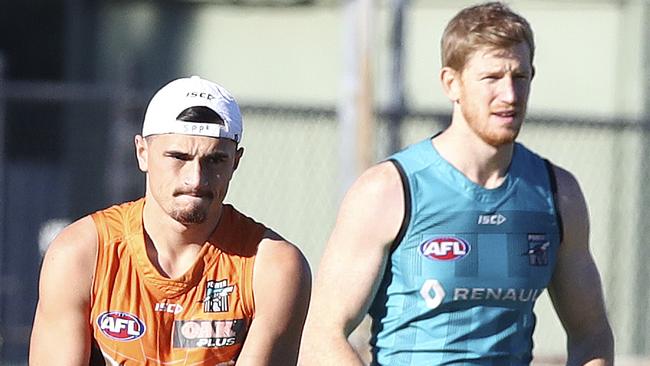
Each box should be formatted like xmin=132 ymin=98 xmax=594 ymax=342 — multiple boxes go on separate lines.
xmin=170 ymin=208 xmax=208 ymax=225
xmin=175 ymin=215 xmax=207 ymax=225
xmin=486 ymin=136 xmax=516 ymax=147
xmin=482 ymin=128 xmax=519 ymax=147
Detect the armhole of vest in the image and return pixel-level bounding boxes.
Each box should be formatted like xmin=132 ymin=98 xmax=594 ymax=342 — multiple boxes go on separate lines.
xmin=89 ymin=212 xmax=106 ymax=306
xmin=242 ymin=244 xmax=256 ymax=319
xmin=388 ymin=159 xmax=411 ymax=254
xmin=543 ymin=159 xmax=564 ymax=245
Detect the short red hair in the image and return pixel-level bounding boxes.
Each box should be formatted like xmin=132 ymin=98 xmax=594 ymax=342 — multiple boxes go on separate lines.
xmin=441 ymin=2 xmax=535 ymax=71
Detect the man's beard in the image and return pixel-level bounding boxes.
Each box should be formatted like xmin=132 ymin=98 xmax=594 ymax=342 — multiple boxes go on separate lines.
xmin=479 ymin=127 xmax=520 ymax=147
xmin=170 ymin=206 xmax=208 ymax=225
xmin=462 ymin=106 xmax=522 ymax=147
xmin=170 ymin=189 xmax=214 ymax=225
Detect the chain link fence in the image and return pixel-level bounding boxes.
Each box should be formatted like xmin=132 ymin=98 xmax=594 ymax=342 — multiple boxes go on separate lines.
xmin=0 ymin=78 xmax=648 ymax=364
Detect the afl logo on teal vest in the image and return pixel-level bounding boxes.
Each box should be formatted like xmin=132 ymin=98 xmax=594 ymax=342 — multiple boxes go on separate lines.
xmin=420 ymin=236 xmax=470 ymax=261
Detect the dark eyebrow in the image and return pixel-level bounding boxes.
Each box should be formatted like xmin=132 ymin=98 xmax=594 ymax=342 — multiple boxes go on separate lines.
xmin=164 ymin=150 xmax=192 ymax=158
xmin=205 ymin=151 xmax=231 ymax=160
xmin=162 ymin=149 xmax=231 ymax=161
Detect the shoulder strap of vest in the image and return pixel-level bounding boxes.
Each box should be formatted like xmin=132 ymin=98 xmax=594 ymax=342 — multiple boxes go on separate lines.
xmin=388 ymin=159 xmax=411 ymax=254
xmin=543 ymin=159 xmax=564 ymax=244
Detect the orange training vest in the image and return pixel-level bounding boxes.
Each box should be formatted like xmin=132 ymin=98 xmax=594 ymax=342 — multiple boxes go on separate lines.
xmin=89 ymin=198 xmax=266 ymax=365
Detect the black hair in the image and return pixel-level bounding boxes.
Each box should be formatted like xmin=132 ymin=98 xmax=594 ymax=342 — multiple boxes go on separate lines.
xmin=176 ymin=106 xmax=224 ymax=125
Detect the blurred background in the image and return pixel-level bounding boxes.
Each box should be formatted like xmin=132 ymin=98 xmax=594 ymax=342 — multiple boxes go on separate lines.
xmin=0 ymin=0 xmax=648 ymax=364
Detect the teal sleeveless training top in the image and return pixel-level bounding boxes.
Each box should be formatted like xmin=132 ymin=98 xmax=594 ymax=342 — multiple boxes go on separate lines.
xmin=369 ymin=138 xmax=561 ymax=365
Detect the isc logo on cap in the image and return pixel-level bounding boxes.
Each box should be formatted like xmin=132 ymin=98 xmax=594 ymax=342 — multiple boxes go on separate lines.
xmin=97 ymin=311 xmax=146 ymax=341
xmin=420 ymin=236 xmax=470 ymax=261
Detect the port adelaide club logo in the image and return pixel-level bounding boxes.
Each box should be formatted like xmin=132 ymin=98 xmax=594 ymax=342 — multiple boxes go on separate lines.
xmin=420 ymin=236 xmax=470 ymax=261
xmin=97 ymin=311 xmax=146 ymax=341
xmin=523 ymin=233 xmax=550 ymax=266
xmin=203 ymin=279 xmax=235 ymax=313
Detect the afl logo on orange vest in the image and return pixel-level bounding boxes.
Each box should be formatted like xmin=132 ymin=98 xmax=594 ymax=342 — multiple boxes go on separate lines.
xmin=97 ymin=311 xmax=146 ymax=341
xmin=420 ymin=236 xmax=470 ymax=261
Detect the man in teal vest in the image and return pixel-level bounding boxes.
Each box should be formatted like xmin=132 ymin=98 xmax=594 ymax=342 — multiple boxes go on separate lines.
xmin=300 ymin=2 xmax=614 ymax=365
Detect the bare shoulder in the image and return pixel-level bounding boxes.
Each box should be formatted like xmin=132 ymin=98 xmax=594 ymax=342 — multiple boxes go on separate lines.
xmin=40 ymin=215 xmax=98 ymax=295
xmin=45 ymin=215 xmax=98 ymax=267
xmin=255 ymin=230 xmax=311 ymax=281
xmin=237 ymin=231 xmax=311 ymax=365
xmin=551 ymin=164 xmax=584 ymax=203
xmin=546 ymin=165 xmax=614 ymax=363
xmin=251 ymin=230 xmax=311 ymax=326
xmin=337 ymin=161 xmax=404 ymax=225
xmin=333 ymin=161 xmax=405 ymax=250
xmin=549 ymin=163 xmax=589 ymax=246
xmin=31 ymin=215 xmax=99 ymax=365
xmin=346 ymin=160 xmax=404 ymax=203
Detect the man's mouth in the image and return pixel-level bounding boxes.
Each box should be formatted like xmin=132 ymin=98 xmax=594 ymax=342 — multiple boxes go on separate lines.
xmin=493 ymin=110 xmax=516 ymax=118
xmin=175 ymin=191 xmax=213 ymax=199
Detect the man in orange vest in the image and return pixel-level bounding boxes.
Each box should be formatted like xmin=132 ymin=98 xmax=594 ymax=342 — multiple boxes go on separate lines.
xmin=30 ymin=76 xmax=311 ymax=365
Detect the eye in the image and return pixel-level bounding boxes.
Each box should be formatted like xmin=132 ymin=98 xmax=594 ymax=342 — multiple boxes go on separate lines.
xmin=165 ymin=152 xmax=191 ymax=161
xmin=206 ymin=154 xmax=229 ymax=165
xmin=481 ymin=74 xmax=500 ymax=81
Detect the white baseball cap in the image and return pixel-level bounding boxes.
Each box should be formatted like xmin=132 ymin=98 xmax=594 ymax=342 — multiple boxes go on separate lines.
xmin=142 ymin=76 xmax=242 ymax=143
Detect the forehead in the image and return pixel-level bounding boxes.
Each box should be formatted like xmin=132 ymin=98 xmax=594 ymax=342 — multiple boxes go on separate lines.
xmin=147 ymin=134 xmax=237 ymax=153
xmin=462 ymin=42 xmax=532 ymax=73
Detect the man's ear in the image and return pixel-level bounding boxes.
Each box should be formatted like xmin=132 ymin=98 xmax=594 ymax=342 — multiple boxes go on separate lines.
xmin=233 ymin=147 xmax=244 ymax=171
xmin=440 ymin=66 xmax=462 ymax=103
xmin=531 ymin=65 xmax=536 ymax=80
xmin=134 ymin=135 xmax=149 ymax=173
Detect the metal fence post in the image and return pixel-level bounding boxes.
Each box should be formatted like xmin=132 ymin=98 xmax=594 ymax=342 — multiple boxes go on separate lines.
xmin=634 ymin=0 xmax=650 ymax=355
xmin=0 ymin=53 xmax=6 ymax=359
xmin=387 ymin=0 xmax=407 ymax=154
xmin=105 ymin=57 xmax=138 ymax=204
xmin=339 ymin=0 xmax=375 ymax=200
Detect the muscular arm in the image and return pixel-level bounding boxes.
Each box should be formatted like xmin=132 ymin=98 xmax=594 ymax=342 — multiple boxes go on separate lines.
xmin=547 ymin=166 xmax=614 ymax=366
xmin=236 ymin=232 xmax=312 ymax=366
xmin=29 ymin=216 xmax=98 ymax=365
xmin=299 ymin=162 xmax=405 ymax=365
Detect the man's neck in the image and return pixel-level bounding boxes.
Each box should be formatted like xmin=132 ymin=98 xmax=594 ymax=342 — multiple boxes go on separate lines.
xmin=432 ymin=124 xmax=514 ymax=189
xmin=141 ymin=198 xmax=223 ymax=278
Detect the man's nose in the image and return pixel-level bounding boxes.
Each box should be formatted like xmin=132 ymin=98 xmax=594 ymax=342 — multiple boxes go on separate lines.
xmin=183 ymin=160 xmax=209 ymax=188
xmin=498 ymin=75 xmax=517 ymax=104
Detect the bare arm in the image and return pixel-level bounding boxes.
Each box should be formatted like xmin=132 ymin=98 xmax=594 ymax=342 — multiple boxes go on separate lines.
xmin=547 ymin=165 xmax=614 ymax=366
xmin=299 ymin=162 xmax=405 ymax=365
xmin=236 ymin=232 xmax=312 ymax=366
xmin=29 ymin=216 xmax=98 ymax=365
